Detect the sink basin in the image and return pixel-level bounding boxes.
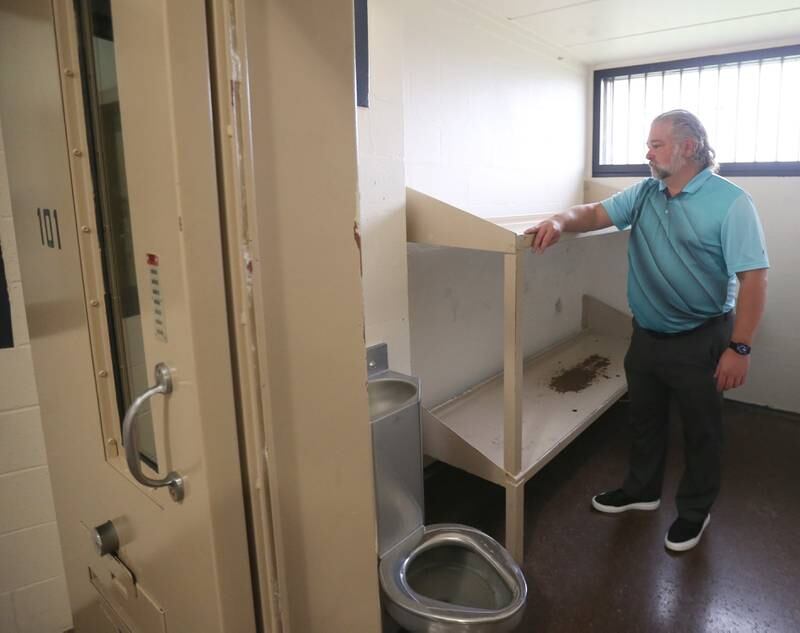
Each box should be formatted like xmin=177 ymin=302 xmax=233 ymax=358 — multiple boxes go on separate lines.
xmin=368 ymin=378 xmax=419 ymax=420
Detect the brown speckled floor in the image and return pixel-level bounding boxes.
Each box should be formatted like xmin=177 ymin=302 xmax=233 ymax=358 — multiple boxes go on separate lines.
xmin=420 ymin=400 xmax=800 ymax=633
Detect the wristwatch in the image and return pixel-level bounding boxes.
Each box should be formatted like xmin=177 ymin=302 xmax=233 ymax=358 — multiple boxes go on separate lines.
xmin=729 ymin=341 xmax=751 ymax=356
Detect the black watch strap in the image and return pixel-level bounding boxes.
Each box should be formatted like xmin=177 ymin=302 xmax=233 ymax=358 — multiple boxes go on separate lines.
xmin=729 ymin=341 xmax=751 ymax=356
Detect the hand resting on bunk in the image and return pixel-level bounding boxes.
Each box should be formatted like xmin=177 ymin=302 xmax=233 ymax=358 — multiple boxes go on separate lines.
xmin=524 ymin=218 xmax=563 ymax=253
xmin=524 ymin=202 xmax=613 ymax=253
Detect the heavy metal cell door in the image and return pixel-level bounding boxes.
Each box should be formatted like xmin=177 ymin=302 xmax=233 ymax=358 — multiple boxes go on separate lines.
xmin=0 ymin=1 xmax=257 ymax=631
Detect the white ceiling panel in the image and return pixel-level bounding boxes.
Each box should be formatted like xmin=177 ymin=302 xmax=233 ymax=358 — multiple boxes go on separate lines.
xmin=514 ymin=0 xmax=800 ymax=47
xmin=456 ymin=0 xmax=800 ymax=65
xmin=459 ymin=0 xmax=605 ymax=20
xmin=569 ymin=10 xmax=800 ymax=65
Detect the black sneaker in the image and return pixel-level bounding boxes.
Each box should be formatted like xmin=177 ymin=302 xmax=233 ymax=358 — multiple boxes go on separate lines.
xmin=665 ymin=515 xmax=710 ymax=552
xmin=591 ymin=488 xmax=661 ymax=513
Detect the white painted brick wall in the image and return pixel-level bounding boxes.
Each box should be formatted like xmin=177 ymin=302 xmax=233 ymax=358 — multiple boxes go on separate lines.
xmin=358 ymin=0 xmax=412 ymax=375
xmin=0 ymin=115 xmax=73 ymax=633
xmin=399 ymin=0 xmax=629 ymax=407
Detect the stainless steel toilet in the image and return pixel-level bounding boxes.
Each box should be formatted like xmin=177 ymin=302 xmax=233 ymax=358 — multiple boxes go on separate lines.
xmin=368 ymin=345 xmax=527 ymax=633
xmin=378 ymin=523 xmax=527 ymax=632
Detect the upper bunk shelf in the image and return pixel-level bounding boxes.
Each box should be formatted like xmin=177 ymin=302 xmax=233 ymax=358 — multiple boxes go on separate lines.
xmin=406 ymin=187 xmax=619 ymax=254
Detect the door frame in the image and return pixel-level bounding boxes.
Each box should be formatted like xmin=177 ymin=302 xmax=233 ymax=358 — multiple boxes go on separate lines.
xmin=204 ymin=1 xmax=383 ymax=631
xmin=205 ymin=2 xmax=286 ymax=629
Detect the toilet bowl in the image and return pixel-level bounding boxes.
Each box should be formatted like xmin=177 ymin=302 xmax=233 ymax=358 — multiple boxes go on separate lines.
xmin=379 ymin=524 xmax=527 ymax=633
xmin=367 ymin=345 xmax=527 ymax=633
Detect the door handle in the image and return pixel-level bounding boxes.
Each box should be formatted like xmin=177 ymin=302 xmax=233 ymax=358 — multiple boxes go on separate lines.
xmin=122 ymin=363 xmax=184 ymax=502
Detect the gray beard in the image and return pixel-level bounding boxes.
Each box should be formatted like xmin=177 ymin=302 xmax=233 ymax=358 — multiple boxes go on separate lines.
xmin=649 ymin=163 xmax=671 ymax=180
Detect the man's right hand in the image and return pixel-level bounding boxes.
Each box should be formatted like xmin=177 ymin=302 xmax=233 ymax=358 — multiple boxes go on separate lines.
xmin=524 ymin=218 xmax=563 ymax=253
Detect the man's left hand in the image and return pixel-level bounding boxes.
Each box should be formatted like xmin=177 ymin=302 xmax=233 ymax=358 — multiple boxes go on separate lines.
xmin=714 ymin=348 xmax=750 ymax=391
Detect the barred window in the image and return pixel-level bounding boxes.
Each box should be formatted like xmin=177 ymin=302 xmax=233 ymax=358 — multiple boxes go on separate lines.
xmin=592 ymin=45 xmax=800 ymax=177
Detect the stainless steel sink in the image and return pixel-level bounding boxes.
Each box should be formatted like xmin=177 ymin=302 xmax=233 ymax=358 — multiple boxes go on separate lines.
xmin=367 ymin=378 xmax=418 ymax=420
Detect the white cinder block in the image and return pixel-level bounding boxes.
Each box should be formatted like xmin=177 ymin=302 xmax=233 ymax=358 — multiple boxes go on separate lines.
xmin=359 ymin=156 xmax=406 ymax=209
xmin=0 ymin=408 xmax=47 ymax=474
xmin=0 ymin=592 xmax=18 ymax=633
xmin=0 ymin=523 xmax=65 ymax=594
xmin=8 ymin=282 xmax=28 ymax=346
xmin=369 ymin=98 xmax=404 ymax=160
xmin=12 ymin=576 xmax=72 ymax=633
xmin=356 ymin=107 xmax=375 ymax=157
xmin=368 ymin=0 xmax=404 ymax=103
xmin=0 ymin=347 xmax=37 ymax=412
xmin=0 ymin=467 xmax=57 ymax=534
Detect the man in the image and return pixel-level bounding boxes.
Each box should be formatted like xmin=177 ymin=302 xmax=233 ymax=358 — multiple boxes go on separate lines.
xmin=525 ymin=110 xmax=769 ymax=552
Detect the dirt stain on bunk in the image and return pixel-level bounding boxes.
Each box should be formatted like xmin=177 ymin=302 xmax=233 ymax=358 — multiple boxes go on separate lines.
xmin=549 ymin=354 xmax=611 ymax=393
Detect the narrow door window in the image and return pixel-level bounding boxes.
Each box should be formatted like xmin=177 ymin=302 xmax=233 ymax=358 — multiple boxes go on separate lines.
xmin=77 ymin=0 xmax=157 ymax=468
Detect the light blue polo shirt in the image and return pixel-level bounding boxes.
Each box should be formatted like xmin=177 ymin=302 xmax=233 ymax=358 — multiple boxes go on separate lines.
xmin=601 ymin=168 xmax=769 ymax=333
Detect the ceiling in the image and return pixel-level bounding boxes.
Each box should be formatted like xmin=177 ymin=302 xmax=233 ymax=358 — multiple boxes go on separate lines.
xmin=459 ymin=0 xmax=800 ymax=66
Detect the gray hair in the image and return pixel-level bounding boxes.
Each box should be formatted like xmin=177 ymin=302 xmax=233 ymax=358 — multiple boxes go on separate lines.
xmin=654 ymin=109 xmax=719 ymax=173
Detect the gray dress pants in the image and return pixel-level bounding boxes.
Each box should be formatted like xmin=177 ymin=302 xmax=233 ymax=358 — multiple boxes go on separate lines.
xmin=621 ymin=314 xmax=734 ymax=522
